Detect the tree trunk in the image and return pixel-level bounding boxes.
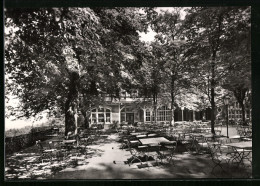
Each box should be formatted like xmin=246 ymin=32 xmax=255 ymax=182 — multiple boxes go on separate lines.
xmin=238 ymin=101 xmax=246 ymax=125
xmin=171 ymin=106 xmax=175 ymax=126
xmin=64 ymin=72 xmax=80 ymax=136
xmin=233 ymin=88 xmax=247 ymax=125
xmin=210 ymin=89 xmax=215 ymax=134
xmin=171 ymin=77 xmax=175 ymax=126
xmin=241 ymin=103 xmax=246 ymax=125
xmin=65 ymin=99 xmax=74 ymax=136
xmin=153 ymin=92 xmax=157 ymax=124
xmin=210 ymin=55 xmax=216 ymax=135
xmin=81 ymin=109 xmax=89 ymax=129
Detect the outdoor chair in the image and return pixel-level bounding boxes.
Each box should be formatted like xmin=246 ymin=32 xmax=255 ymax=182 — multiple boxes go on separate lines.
xmin=144 ymin=143 xmax=162 ymax=167
xmin=179 ymin=134 xmax=194 ymax=153
xmin=126 ymin=141 xmax=148 ymax=166
xmin=36 ymin=140 xmax=58 ymax=162
xmin=195 ymin=136 xmax=209 ymax=154
xmin=207 ymin=142 xmax=232 ymax=174
xmin=228 ymin=146 xmax=252 ymax=168
xmin=79 ymin=135 xmax=94 ymax=146
xmin=157 ymin=141 xmax=177 ymax=165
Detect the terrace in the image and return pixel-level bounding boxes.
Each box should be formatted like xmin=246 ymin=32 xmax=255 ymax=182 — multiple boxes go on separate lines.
xmin=5 ymin=121 xmax=252 ymax=180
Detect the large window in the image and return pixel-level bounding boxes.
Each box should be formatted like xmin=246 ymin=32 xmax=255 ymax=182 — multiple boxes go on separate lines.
xmin=229 ymin=102 xmax=243 ymax=121
xmin=157 ymin=106 xmax=171 ymax=121
xmin=145 ymin=106 xmax=171 ymax=122
xmin=146 ymin=111 xmax=151 ymax=121
xmin=91 ymin=107 xmax=111 ymax=124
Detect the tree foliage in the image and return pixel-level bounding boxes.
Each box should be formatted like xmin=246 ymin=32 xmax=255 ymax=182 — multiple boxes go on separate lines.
xmin=183 ymin=6 xmax=251 ymax=133
xmin=5 ymin=7 xmax=150 ymax=133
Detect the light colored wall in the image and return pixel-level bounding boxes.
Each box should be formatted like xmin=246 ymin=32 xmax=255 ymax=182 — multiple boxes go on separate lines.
xmin=112 ymin=113 xmax=120 ymax=122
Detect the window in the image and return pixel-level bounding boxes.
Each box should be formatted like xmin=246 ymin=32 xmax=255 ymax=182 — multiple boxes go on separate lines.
xmin=146 ymin=111 xmax=151 ymax=121
xmin=106 ymin=113 xmax=111 ymax=122
xmin=91 ymin=107 xmax=111 ymax=124
xmin=166 ymin=110 xmax=171 ymax=121
xmin=158 ymin=110 xmax=165 ymax=121
xmin=92 ymin=113 xmax=97 ymax=123
xmin=121 ymin=113 xmax=125 ymax=122
xmin=98 ymin=113 xmax=104 ymax=122
xmin=146 ymin=106 xmax=171 ymax=122
xmin=157 ymin=106 xmax=171 ymax=122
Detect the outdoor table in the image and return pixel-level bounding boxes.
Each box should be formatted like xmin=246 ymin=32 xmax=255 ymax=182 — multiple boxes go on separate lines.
xmin=129 ymin=140 xmax=140 ymax=147
xmin=130 ymin=132 xmax=147 ymax=136
xmin=147 ymin=133 xmax=157 ymax=137
xmin=63 ymin=139 xmax=76 ymax=144
xmin=136 ymin=134 xmax=147 ymax=138
xmin=226 ymin=135 xmax=242 ymax=143
xmin=226 ymin=141 xmax=252 ymax=149
xmin=225 ymin=141 xmax=252 ymax=167
xmin=139 ymin=137 xmax=170 ymax=145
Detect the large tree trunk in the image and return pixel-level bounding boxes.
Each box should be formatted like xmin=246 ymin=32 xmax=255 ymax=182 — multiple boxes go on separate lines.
xmin=210 ymin=54 xmax=216 ymax=135
xmin=171 ymin=76 xmax=175 ymax=126
xmin=241 ymin=103 xmax=246 ymax=125
xmin=234 ymin=87 xmax=247 ymax=125
xmin=64 ymin=72 xmax=80 ymax=136
xmin=80 ymin=109 xmax=89 ymax=129
xmin=210 ymin=89 xmax=215 ymax=134
xmin=65 ymin=99 xmax=75 ymax=136
xmin=153 ymin=92 xmax=157 ymax=124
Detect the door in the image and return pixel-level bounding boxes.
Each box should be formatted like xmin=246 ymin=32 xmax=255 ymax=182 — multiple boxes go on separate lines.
xmin=126 ymin=113 xmax=134 ymax=124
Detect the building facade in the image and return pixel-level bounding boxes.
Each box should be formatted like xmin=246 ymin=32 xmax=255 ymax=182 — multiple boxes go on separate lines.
xmin=88 ymin=92 xmax=207 ymax=127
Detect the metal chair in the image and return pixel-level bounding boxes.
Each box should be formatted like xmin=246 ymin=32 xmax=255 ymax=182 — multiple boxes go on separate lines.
xmin=126 ymin=141 xmax=147 ymax=166
xmin=157 ymin=141 xmax=177 ymax=165
xmin=36 ymin=140 xmax=58 ymax=162
xmin=207 ymin=142 xmax=232 ymax=174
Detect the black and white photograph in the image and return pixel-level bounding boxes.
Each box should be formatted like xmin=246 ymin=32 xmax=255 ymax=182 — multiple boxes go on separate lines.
xmin=4 ymin=7 xmax=252 ymax=180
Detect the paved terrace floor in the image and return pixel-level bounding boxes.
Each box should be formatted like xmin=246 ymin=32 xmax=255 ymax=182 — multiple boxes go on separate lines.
xmin=49 ymin=134 xmax=251 ymax=179
xmin=5 ymin=126 xmax=252 ymax=180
